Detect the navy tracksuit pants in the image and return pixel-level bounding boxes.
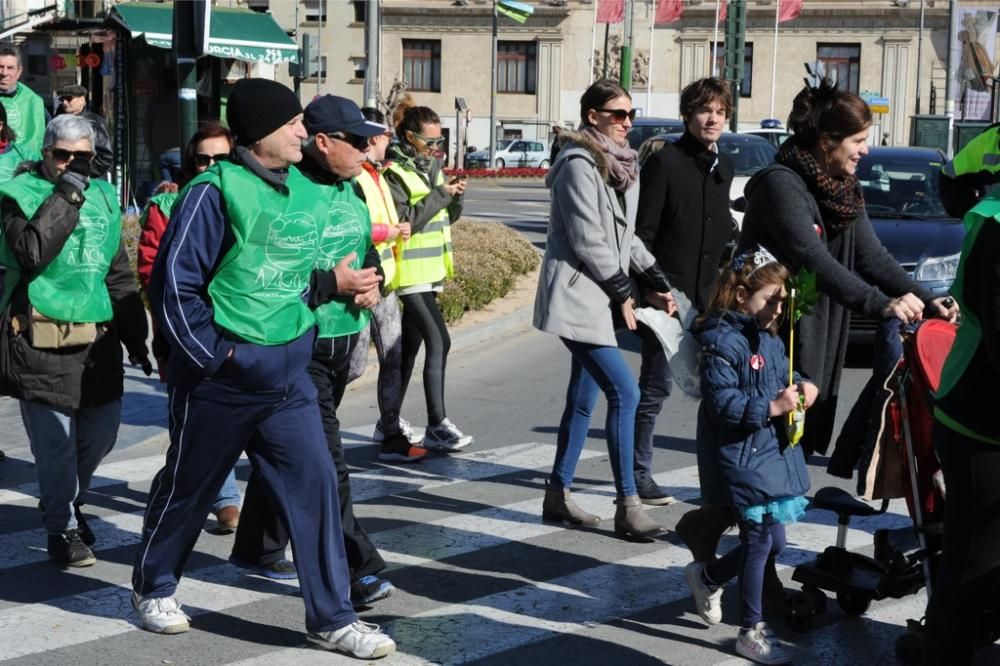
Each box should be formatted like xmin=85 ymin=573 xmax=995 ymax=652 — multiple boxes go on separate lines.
xmin=131 ymin=372 xmax=357 ymax=634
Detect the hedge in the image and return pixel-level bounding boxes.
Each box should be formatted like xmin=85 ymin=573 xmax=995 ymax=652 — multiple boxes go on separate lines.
xmin=120 ymin=214 xmax=539 ymax=326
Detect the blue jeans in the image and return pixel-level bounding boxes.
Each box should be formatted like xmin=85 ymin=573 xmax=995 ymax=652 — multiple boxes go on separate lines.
xmin=550 ymin=339 xmax=640 ymax=497
xmin=158 ymin=148 xmax=182 ymax=182
xmin=213 ymin=468 xmax=241 ymax=512
xmin=20 ymin=399 xmax=122 ymax=533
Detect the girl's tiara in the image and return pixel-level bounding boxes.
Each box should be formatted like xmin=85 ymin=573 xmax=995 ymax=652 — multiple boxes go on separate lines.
xmin=730 ymin=244 xmax=778 ymax=277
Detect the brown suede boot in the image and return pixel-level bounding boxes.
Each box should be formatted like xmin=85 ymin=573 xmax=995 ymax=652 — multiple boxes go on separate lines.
xmin=675 ymin=505 xmax=735 ymax=562
xmin=614 ymin=495 xmax=665 ymax=538
xmin=542 ymin=482 xmax=601 ymax=526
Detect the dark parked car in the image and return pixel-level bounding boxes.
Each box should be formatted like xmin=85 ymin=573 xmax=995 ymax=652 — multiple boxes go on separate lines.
xmin=849 ymin=145 xmax=964 ymax=342
xmin=627 ymin=117 xmax=685 ymax=150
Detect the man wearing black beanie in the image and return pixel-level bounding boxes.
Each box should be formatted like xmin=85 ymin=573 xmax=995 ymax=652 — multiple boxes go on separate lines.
xmin=131 ymin=79 xmax=394 ymax=660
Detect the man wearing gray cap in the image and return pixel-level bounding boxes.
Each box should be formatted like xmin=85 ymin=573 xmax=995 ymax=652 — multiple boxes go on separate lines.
xmin=56 ymin=84 xmax=112 ymax=178
xmin=131 ymin=79 xmax=395 ymax=659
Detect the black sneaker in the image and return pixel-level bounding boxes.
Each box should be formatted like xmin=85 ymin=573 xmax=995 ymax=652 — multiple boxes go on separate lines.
xmin=74 ymin=504 xmax=96 ymax=547
xmin=48 ymin=529 xmax=96 ymax=567
xmin=636 ymin=475 xmax=676 ymax=506
xmin=350 ymin=575 xmax=394 ymax=608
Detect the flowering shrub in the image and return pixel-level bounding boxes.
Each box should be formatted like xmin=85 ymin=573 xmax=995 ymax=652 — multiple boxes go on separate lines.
xmin=438 ymin=219 xmax=540 ymax=324
xmin=443 ymin=167 xmax=547 ymax=179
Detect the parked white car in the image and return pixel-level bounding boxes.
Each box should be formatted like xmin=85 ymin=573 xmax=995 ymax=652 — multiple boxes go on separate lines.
xmin=466 ymin=139 xmax=549 ymax=169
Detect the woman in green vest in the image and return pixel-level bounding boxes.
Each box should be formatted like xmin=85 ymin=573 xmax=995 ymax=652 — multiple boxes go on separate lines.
xmin=923 ymin=144 xmax=1000 ymax=665
xmin=0 ymin=114 xmax=150 ymax=567
xmin=135 ymin=121 xmax=242 ymax=532
xmin=384 ymin=96 xmax=472 ymax=452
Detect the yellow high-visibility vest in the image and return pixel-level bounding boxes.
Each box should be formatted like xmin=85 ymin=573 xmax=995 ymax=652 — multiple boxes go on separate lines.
xmin=384 ymin=163 xmax=454 ymax=287
xmin=356 ymin=167 xmax=399 ymax=290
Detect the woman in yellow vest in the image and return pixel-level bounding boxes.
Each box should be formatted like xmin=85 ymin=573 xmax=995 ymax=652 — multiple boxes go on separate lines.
xmin=383 ymin=96 xmax=471 ymax=452
xmin=349 ymin=107 xmax=428 ymax=462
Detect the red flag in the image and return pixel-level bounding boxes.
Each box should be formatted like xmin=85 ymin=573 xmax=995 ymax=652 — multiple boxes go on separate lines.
xmin=717 ymin=1 xmax=728 ymax=24
xmin=596 ymin=0 xmax=624 ymax=23
xmin=655 ymin=0 xmax=683 ymax=25
xmin=778 ymin=0 xmax=803 ymax=22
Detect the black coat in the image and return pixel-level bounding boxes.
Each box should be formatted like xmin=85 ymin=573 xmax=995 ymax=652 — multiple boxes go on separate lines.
xmin=0 ymin=166 xmax=149 ymax=409
xmin=634 ymin=131 xmax=734 ymax=311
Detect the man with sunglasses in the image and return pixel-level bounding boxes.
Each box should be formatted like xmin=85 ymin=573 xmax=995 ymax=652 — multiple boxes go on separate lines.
xmin=231 ymin=94 xmax=399 ymax=611
xmin=133 ymin=79 xmax=394 ymax=659
xmin=0 ymin=114 xmax=150 ymax=568
xmin=55 ymin=84 xmax=112 ymax=178
xmin=633 ymin=78 xmax=735 ymax=506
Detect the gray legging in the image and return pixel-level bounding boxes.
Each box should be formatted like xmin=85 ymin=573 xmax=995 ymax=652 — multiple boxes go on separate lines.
xmin=349 ymin=292 xmax=406 ymax=437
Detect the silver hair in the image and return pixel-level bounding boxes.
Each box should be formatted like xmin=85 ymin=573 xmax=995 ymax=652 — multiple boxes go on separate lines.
xmin=43 ymin=114 xmax=96 ymax=150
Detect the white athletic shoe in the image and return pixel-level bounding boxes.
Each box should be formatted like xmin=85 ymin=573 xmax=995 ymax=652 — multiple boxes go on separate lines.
xmin=307 ymin=620 xmax=397 ymax=659
xmin=423 ymin=418 xmax=473 ymax=452
xmin=373 ymin=418 xmax=422 ymax=445
xmin=735 ymin=622 xmax=795 ymax=665
xmin=132 ymin=591 xmax=191 ymax=635
xmin=685 ymin=561 xmax=723 ymax=625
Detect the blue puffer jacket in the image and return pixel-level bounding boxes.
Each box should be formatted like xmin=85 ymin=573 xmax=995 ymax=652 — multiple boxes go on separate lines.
xmin=694 ymin=310 xmax=811 ymax=509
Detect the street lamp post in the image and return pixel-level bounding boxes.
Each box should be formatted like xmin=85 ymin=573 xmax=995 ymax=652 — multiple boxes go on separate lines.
xmin=488 ymin=0 xmax=499 ymax=169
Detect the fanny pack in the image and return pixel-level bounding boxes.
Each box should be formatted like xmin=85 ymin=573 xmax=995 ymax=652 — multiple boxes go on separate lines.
xmin=11 ymin=307 xmax=99 ymax=349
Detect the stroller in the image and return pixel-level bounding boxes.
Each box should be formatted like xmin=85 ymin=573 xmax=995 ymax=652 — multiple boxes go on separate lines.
xmin=782 ymin=319 xmax=956 ymax=637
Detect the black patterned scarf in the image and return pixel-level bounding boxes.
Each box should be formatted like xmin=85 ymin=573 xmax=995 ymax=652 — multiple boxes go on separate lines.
xmin=776 ymin=139 xmax=865 ymax=231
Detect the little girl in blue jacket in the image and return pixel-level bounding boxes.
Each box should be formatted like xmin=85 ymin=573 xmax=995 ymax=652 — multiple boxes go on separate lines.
xmin=687 ymin=246 xmax=819 ymax=665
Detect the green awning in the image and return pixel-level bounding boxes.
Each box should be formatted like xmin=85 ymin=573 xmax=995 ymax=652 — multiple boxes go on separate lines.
xmin=110 ymin=2 xmax=298 ymax=65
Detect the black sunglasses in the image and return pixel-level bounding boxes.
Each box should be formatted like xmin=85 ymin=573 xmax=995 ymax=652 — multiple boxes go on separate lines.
xmin=194 ymin=152 xmax=230 ymax=167
xmin=327 ymin=133 xmax=370 ymax=151
xmin=596 ymin=108 xmax=637 ymax=123
xmin=49 ymin=148 xmax=95 ymax=162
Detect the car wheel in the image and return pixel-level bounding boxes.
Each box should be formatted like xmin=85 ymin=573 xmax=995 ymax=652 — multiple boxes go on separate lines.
xmin=539 ymin=160 xmax=549 ymax=168
xmin=495 ymin=158 xmax=505 ymax=169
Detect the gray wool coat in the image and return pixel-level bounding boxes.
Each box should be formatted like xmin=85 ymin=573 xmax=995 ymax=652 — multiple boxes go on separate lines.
xmin=533 ymin=131 xmax=657 ymax=346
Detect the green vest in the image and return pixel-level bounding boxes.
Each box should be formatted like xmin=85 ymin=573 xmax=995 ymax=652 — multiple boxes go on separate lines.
xmin=935 ymin=194 xmax=1000 ymax=445
xmin=195 ymin=162 xmax=328 ymax=345
xmin=0 ymin=143 xmax=40 ymax=183
xmin=313 ymin=180 xmax=373 ymax=339
xmin=356 ymin=167 xmax=398 ymax=290
xmin=385 ymin=163 xmax=454 ymax=287
xmin=0 ymin=84 xmax=47 ymax=154
xmin=0 ymin=172 xmax=120 ymax=322
xmin=142 ymin=191 xmax=179 ymax=225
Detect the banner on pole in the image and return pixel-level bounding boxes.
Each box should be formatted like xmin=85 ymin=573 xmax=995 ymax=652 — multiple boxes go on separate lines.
xmin=655 ymin=0 xmax=683 ymax=25
xmin=497 ymin=0 xmax=533 ymax=24
xmin=778 ymin=0 xmax=803 ymax=23
xmin=596 ymin=0 xmax=624 ymax=24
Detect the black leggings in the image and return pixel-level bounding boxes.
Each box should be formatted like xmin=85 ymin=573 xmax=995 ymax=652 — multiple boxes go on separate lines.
xmin=400 ymin=291 xmax=450 ymax=425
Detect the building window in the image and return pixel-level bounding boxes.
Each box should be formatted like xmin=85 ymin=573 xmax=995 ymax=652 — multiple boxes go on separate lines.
xmin=245 ymin=0 xmax=269 ymax=13
xmin=303 ymin=0 xmax=326 ymax=22
xmin=353 ymin=1 xmax=366 ymax=22
xmin=352 ymin=56 xmax=366 ymax=80
xmin=817 ymin=43 xmax=860 ymax=94
xmin=497 ymin=41 xmax=536 ymax=94
xmin=403 ymin=39 xmax=441 ymax=92
xmin=713 ymin=42 xmax=753 ymax=97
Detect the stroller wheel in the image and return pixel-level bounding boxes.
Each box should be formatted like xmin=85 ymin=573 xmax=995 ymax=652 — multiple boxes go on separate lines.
xmin=784 ymin=587 xmax=826 ymax=633
xmin=836 ymin=590 xmax=872 ymax=616
xmin=895 ymin=632 xmax=923 ymax=665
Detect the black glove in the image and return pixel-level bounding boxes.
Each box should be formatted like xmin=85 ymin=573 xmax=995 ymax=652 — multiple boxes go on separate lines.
xmin=636 ymin=264 xmax=672 ymax=294
xmin=55 ymin=156 xmax=91 ymax=203
xmin=598 ymin=269 xmax=635 ymax=305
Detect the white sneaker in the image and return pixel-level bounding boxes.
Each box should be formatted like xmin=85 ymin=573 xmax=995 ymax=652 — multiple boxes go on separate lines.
xmin=373 ymin=418 xmax=422 ymax=445
xmin=685 ymin=561 xmax=723 ymax=625
xmin=423 ymin=418 xmax=473 ymax=452
xmin=735 ymin=622 xmax=794 ymax=665
xmin=308 ymin=620 xmax=396 ymax=659
xmin=132 ymin=591 xmax=191 ymax=634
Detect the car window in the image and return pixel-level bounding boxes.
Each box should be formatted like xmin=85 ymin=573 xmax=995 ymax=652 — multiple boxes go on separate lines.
xmin=510 ymin=141 xmax=526 ymax=152
xmin=628 ymin=123 xmax=684 ymax=149
xmin=719 ymin=139 xmax=776 ymax=176
xmin=496 ymin=140 xmax=513 ymax=151
xmin=857 ymin=155 xmax=949 ymax=217
xmin=532 ymin=142 xmax=544 ymax=152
